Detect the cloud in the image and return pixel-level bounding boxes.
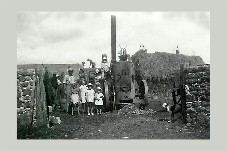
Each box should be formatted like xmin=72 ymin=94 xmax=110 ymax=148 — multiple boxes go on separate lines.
xmin=17 ymin=12 xmax=88 ymax=50
xmin=17 ymin=12 xmax=210 ymax=65
xmin=43 ymin=28 xmax=84 ymax=43
xmin=161 ymin=12 xmax=210 ymax=30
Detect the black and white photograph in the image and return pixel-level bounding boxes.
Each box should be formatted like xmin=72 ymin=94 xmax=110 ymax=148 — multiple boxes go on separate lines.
xmin=17 ymin=11 xmax=210 ymax=139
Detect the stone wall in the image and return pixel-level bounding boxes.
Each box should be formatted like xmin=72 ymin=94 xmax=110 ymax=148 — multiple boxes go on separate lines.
xmin=17 ymin=69 xmax=36 ymax=126
xmin=184 ymin=64 xmax=210 ymax=127
xmin=17 ymin=68 xmax=47 ymax=128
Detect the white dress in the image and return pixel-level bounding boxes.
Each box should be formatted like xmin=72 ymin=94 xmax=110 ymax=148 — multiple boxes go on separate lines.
xmin=86 ymin=89 xmax=95 ymax=102
xmin=79 ymin=85 xmax=87 ymax=103
xmin=71 ymin=94 xmax=80 ymax=104
xmin=95 ymin=93 xmax=104 ymax=105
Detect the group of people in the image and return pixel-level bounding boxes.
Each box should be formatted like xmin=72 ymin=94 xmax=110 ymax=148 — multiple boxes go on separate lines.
xmin=43 ymin=61 xmax=108 ymax=116
xmin=63 ymin=67 xmax=104 ymax=115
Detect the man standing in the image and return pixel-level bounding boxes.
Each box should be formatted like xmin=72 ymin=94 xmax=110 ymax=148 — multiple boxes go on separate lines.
xmin=63 ymin=67 xmax=76 ymax=113
xmin=79 ymin=80 xmax=87 ymax=114
xmin=101 ymin=54 xmax=110 ymax=79
xmin=56 ymin=74 xmax=62 ymax=109
xmin=43 ymin=67 xmax=53 ymax=119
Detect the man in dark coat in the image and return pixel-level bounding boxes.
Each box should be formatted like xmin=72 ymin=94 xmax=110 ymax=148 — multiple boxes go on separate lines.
xmin=43 ymin=67 xmax=54 ymax=107
xmin=43 ymin=67 xmax=54 ymax=119
xmin=51 ymin=72 xmax=59 ymax=108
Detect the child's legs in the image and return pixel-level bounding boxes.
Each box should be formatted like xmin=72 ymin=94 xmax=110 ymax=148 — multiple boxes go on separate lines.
xmin=82 ymin=103 xmax=85 ymax=112
xmin=99 ymin=105 xmax=102 ymax=113
xmin=96 ymin=105 xmax=99 ymax=114
xmin=71 ymin=103 xmax=74 ymax=115
xmin=87 ymin=102 xmax=91 ymax=113
xmin=90 ymin=103 xmax=93 ymax=113
xmin=76 ymin=103 xmax=80 ymax=114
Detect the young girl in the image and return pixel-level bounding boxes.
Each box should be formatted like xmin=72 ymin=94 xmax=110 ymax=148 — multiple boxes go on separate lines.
xmin=70 ymin=83 xmax=80 ymax=115
xmin=86 ymin=83 xmax=95 ymax=115
xmin=95 ymin=87 xmax=104 ymax=115
xmin=79 ymin=80 xmax=87 ymax=114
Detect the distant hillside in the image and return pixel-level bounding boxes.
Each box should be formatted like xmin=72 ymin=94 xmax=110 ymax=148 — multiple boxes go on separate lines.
xmin=131 ymin=49 xmax=205 ymax=80
xmin=17 ymin=64 xmax=82 ymax=79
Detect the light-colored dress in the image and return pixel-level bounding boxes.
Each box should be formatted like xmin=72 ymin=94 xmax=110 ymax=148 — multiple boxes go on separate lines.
xmin=63 ymin=75 xmax=76 ymax=110
xmin=71 ymin=94 xmax=80 ymax=104
xmin=79 ymin=85 xmax=87 ymax=103
xmin=86 ymin=89 xmax=95 ymax=102
xmin=63 ymin=75 xmax=76 ymax=84
xmin=71 ymin=88 xmax=80 ymax=104
xmin=95 ymin=93 xmax=104 ymax=105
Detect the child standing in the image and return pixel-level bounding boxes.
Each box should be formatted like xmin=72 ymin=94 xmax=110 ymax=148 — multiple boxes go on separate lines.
xmin=70 ymin=83 xmax=81 ymax=115
xmin=95 ymin=87 xmax=104 ymax=115
xmin=85 ymin=83 xmax=95 ymax=115
xmin=79 ymin=80 xmax=87 ymax=114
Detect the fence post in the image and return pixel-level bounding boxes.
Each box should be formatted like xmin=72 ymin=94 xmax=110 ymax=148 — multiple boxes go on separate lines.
xmin=172 ymin=81 xmax=177 ymax=104
xmin=35 ymin=68 xmax=48 ymax=127
xmin=180 ymin=64 xmax=187 ymax=124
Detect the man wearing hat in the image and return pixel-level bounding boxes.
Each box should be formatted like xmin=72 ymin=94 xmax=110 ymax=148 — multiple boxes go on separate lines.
xmin=85 ymin=83 xmax=95 ymax=115
xmin=101 ymin=54 xmax=110 ymax=79
xmin=63 ymin=67 xmax=76 ymax=112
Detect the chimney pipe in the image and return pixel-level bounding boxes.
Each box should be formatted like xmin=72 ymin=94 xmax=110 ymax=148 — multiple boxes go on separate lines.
xmin=111 ymin=15 xmax=116 ymax=62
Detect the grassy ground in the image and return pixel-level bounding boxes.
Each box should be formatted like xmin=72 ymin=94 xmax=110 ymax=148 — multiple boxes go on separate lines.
xmin=17 ymin=102 xmax=210 ymax=139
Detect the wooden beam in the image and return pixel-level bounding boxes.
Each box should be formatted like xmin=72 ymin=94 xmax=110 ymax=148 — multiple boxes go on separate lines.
xmin=180 ymin=64 xmax=187 ymax=124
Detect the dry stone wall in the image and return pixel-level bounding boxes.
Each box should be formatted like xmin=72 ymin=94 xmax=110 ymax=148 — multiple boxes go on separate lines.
xmin=17 ymin=68 xmax=47 ymax=127
xmin=184 ymin=64 xmax=210 ymax=127
xmin=17 ymin=69 xmax=36 ymax=126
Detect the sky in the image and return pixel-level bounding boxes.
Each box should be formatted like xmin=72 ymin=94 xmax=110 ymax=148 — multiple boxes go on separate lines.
xmin=17 ymin=12 xmax=210 ymax=67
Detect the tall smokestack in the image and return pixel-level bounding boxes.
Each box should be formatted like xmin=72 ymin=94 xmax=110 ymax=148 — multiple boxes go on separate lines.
xmin=111 ymin=15 xmax=116 ymax=62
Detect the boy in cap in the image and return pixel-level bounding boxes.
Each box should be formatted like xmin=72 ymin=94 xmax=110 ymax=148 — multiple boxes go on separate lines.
xmin=95 ymin=87 xmax=104 ymax=115
xmin=85 ymin=83 xmax=95 ymax=115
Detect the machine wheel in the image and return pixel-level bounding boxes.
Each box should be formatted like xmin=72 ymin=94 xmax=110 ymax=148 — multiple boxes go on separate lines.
xmin=104 ymin=81 xmax=110 ymax=107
